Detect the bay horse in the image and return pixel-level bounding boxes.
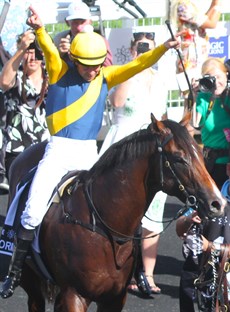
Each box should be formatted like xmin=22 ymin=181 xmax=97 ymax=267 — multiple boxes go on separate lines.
xmin=6 ymin=114 xmax=225 ymax=312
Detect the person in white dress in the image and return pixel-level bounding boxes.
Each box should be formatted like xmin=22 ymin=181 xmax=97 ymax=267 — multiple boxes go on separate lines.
xmin=99 ymin=31 xmax=168 ymax=294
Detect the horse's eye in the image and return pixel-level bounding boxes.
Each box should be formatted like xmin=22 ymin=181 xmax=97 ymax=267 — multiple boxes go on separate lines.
xmin=174 ymin=156 xmax=189 ymax=166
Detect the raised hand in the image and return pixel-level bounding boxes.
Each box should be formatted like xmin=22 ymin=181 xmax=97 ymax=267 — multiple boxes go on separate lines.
xmin=163 ymin=32 xmax=182 ymax=50
xmin=59 ymin=34 xmax=71 ymax=56
xmin=26 ymin=5 xmax=43 ymax=30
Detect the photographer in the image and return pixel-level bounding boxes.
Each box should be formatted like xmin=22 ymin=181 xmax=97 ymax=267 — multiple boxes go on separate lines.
xmin=192 ymin=57 xmax=230 ymax=189
xmin=53 ymin=1 xmax=112 ymax=66
xmin=0 ymin=29 xmax=49 ymax=185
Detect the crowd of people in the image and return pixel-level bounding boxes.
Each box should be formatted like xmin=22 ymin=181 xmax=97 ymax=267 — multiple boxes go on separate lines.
xmin=0 ymin=0 xmax=230 ymax=310
xmin=170 ymin=0 xmax=230 ymax=310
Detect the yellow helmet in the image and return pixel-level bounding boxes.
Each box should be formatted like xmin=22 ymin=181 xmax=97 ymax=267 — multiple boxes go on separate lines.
xmin=70 ymin=32 xmax=107 ymax=66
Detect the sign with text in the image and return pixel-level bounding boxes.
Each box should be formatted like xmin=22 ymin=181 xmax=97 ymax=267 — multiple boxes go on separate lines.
xmin=208 ymin=36 xmax=229 ymax=61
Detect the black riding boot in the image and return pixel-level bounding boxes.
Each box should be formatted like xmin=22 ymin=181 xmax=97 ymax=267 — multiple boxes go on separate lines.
xmin=0 ymin=226 xmax=35 ymax=299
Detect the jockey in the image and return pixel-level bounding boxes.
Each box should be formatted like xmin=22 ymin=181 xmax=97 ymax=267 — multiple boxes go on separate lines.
xmin=0 ymin=5 xmax=180 ymax=299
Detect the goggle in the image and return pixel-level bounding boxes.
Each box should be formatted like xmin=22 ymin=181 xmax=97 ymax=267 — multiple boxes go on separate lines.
xmin=133 ymin=32 xmax=155 ymax=41
xmin=75 ymin=60 xmax=102 ymax=68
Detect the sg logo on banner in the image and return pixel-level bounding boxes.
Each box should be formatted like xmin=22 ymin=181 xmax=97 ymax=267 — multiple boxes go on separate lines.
xmin=208 ymin=36 xmax=229 ymax=60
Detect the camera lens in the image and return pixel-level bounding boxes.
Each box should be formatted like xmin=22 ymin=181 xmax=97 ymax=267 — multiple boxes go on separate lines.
xmin=27 ymin=40 xmax=43 ymax=60
xmin=199 ymin=75 xmax=216 ymax=93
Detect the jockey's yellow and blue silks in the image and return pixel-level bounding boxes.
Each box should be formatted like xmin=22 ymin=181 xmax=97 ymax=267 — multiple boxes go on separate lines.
xmin=35 ymin=27 xmax=168 ymax=140
xmin=46 ymin=66 xmax=105 ymax=138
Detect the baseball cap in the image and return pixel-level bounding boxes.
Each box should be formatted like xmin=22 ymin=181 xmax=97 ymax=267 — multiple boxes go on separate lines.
xmin=66 ymin=1 xmax=91 ymax=21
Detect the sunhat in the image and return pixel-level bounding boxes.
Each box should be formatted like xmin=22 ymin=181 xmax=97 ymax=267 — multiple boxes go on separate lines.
xmin=66 ymin=1 xmax=91 ymax=21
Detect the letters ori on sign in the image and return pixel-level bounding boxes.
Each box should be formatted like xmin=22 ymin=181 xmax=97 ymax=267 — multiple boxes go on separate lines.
xmin=0 ymin=226 xmax=15 ymax=256
xmin=0 ymin=239 xmax=13 ymax=253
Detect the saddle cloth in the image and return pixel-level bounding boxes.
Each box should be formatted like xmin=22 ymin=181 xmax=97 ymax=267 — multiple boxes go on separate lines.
xmin=3 ymin=170 xmax=77 ymax=253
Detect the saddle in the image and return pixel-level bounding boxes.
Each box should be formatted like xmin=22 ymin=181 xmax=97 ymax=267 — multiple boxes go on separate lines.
xmin=0 ymin=166 xmax=81 ymax=282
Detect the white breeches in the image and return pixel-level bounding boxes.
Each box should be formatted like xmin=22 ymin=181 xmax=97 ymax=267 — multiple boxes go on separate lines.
xmin=21 ymin=136 xmax=98 ymax=229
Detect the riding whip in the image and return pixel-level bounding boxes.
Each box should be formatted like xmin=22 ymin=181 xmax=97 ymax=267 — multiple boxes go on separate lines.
xmin=165 ymin=20 xmax=194 ymax=111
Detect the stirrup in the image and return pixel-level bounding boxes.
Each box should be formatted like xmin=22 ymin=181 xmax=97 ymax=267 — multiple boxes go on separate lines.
xmin=0 ymin=273 xmax=21 ymax=299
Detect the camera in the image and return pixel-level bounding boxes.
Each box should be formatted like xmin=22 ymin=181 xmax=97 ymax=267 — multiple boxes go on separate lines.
xmin=199 ymin=75 xmax=216 ymax=93
xmin=27 ymin=40 xmax=43 ymax=61
xmin=137 ymin=42 xmax=150 ymax=55
xmin=17 ymin=31 xmax=43 ymax=61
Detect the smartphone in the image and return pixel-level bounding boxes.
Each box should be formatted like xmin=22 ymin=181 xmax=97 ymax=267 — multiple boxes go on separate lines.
xmin=137 ymin=42 xmax=150 ymax=55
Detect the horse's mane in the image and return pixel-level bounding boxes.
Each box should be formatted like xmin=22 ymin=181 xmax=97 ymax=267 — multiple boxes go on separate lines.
xmin=92 ymin=128 xmax=154 ymax=176
xmin=164 ymin=119 xmax=201 ymax=156
xmin=87 ymin=119 xmax=200 ymax=180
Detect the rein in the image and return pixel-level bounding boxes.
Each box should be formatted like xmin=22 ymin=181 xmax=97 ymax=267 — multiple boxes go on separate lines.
xmin=71 ymin=131 xmax=199 ymax=242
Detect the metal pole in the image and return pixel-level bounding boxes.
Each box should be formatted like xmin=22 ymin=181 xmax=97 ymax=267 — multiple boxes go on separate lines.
xmin=112 ymin=0 xmax=139 ymax=18
xmin=125 ymin=0 xmax=146 ymax=18
xmin=165 ymin=20 xmax=194 ymax=111
xmin=0 ymin=0 xmax=11 ymax=34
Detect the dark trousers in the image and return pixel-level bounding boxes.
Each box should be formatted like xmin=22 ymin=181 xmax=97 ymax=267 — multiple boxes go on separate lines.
xmin=5 ymin=152 xmax=19 ymax=179
xmin=179 ymin=270 xmax=197 ymax=312
xmin=209 ymin=163 xmax=228 ymax=190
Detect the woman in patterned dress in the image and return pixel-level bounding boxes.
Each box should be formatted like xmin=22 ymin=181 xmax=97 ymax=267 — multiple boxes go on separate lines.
xmin=0 ymin=29 xmax=49 ymax=183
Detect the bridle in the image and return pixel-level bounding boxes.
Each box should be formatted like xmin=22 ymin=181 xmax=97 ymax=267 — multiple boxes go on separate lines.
xmin=64 ymin=130 xmax=199 ymax=241
xmin=156 ymin=134 xmax=199 ymax=213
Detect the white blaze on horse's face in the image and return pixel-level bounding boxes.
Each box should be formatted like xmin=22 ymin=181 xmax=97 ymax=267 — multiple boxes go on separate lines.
xmin=192 ymin=143 xmax=203 ymax=168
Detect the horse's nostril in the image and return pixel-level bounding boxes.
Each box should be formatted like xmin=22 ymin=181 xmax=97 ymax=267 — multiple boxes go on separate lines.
xmin=209 ymin=198 xmax=226 ymax=218
xmin=211 ymin=201 xmax=221 ymax=211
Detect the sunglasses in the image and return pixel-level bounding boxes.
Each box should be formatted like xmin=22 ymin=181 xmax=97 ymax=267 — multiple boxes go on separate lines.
xmin=133 ymin=32 xmax=155 ymax=41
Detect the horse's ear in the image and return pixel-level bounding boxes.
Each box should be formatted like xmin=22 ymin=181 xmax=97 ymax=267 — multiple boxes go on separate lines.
xmin=179 ymin=111 xmax=192 ymax=128
xmin=150 ymin=113 xmax=166 ymax=133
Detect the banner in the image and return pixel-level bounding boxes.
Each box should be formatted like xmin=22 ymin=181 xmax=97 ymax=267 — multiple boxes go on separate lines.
xmin=208 ymin=36 xmax=229 ymax=61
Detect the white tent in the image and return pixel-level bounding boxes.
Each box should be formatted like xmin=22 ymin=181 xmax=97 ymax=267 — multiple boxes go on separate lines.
xmin=47 ymin=0 xmax=230 ymax=24
xmin=1 ymin=0 xmax=230 ymax=25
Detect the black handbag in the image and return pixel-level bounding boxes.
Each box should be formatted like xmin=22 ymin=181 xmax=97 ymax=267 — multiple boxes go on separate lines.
xmin=203 ymin=147 xmax=228 ymax=173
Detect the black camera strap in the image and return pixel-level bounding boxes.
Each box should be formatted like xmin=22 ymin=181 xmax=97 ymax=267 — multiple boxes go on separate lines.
xmin=207 ymin=94 xmax=215 ymax=116
xmin=194 ymin=94 xmax=216 ymax=130
xmin=221 ymin=88 xmax=230 ymax=115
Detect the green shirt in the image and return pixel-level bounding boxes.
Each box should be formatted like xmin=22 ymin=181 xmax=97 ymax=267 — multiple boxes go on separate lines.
xmin=196 ymin=91 xmax=230 ymax=164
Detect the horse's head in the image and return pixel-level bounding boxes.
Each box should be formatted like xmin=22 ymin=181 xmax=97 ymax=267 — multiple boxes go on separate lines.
xmin=149 ymin=112 xmax=226 ymax=219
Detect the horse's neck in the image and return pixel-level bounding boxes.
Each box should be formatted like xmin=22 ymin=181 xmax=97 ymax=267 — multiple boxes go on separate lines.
xmin=91 ymin=163 xmax=155 ymax=234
